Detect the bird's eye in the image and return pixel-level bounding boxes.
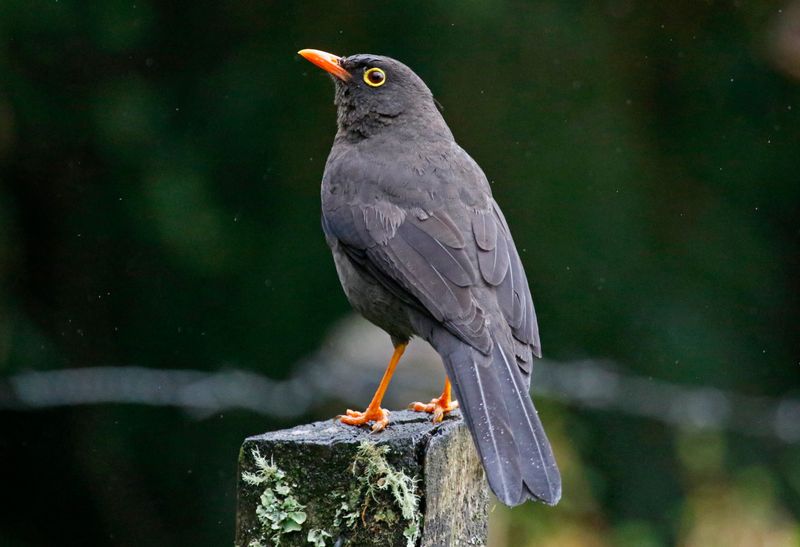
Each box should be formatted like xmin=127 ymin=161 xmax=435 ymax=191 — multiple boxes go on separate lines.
xmin=363 ymin=67 xmax=386 ymax=87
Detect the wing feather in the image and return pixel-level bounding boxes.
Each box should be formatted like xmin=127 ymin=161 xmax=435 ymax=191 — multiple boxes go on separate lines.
xmin=476 ymin=212 xmax=510 ymax=286
xmin=472 ymin=210 xmax=497 ymax=251
xmin=492 ymin=201 xmax=540 ymax=357
xmin=398 ymin=220 xmax=475 ymax=287
xmin=322 ymin=192 xmax=538 ymax=359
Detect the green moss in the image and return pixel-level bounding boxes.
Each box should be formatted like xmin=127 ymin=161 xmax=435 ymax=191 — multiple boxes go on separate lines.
xmin=307 ymin=529 xmax=332 ymax=547
xmin=242 ymin=449 xmax=308 ymax=546
xmin=242 ymin=441 xmax=421 ymax=546
xmin=336 ymin=441 xmax=422 ymax=547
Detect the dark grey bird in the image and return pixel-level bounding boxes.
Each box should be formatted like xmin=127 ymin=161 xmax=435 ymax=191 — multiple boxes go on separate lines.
xmin=298 ymin=49 xmax=561 ymax=506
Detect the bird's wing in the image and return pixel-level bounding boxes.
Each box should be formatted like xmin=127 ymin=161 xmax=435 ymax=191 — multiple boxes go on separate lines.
xmin=323 ymin=193 xmax=540 ymax=364
xmin=474 ymin=200 xmax=541 ymax=360
xmin=323 ymin=198 xmax=492 ymax=353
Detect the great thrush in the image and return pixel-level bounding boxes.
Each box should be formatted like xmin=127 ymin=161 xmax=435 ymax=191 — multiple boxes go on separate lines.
xmin=298 ymin=49 xmax=561 ymax=506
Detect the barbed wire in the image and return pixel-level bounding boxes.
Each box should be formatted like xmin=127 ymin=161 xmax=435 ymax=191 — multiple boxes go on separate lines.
xmin=3 ymin=354 xmax=799 ymax=444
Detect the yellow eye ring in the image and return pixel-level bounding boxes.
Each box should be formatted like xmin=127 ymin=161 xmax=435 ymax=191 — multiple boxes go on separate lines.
xmin=363 ymin=67 xmax=386 ymax=87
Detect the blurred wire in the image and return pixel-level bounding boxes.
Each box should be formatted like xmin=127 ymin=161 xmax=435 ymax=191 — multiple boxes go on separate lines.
xmin=2 ymin=319 xmax=799 ymax=444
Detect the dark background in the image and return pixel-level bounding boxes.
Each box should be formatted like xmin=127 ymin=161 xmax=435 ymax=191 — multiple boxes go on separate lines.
xmin=1 ymin=1 xmax=799 ymax=545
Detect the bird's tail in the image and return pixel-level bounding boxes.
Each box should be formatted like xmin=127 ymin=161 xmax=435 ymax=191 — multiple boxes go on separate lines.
xmin=434 ymin=330 xmax=561 ymax=506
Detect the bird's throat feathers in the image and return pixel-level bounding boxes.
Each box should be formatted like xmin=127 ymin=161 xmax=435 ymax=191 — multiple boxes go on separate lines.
xmin=333 ymin=82 xmax=404 ymax=139
xmin=332 ymin=74 xmax=452 ymax=142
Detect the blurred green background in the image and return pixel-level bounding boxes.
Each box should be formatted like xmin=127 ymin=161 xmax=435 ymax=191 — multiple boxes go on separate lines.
xmin=1 ymin=1 xmax=799 ymax=545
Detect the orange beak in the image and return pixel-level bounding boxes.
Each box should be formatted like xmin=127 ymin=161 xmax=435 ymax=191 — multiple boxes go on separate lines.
xmin=298 ymin=49 xmax=351 ymax=81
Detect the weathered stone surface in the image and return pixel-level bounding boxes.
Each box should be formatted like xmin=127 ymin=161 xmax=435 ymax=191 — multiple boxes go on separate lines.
xmin=235 ymin=410 xmax=488 ymax=547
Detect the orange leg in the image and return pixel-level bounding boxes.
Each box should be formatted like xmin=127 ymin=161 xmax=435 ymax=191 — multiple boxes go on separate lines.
xmin=409 ymin=377 xmax=459 ymax=423
xmin=339 ymin=342 xmax=407 ymax=432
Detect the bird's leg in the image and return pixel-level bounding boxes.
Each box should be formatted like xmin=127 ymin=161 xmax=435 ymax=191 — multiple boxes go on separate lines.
xmin=409 ymin=377 xmax=459 ymax=423
xmin=338 ymin=342 xmax=407 ymax=432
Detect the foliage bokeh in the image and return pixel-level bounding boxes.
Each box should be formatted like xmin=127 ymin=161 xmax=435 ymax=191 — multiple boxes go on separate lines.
xmin=1 ymin=1 xmax=799 ymax=545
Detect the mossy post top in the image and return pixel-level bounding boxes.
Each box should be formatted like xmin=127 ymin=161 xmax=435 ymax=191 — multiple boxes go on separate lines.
xmin=235 ymin=410 xmax=489 ymax=546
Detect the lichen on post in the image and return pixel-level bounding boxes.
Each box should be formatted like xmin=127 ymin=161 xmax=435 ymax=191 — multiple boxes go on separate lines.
xmin=235 ymin=410 xmax=488 ymax=546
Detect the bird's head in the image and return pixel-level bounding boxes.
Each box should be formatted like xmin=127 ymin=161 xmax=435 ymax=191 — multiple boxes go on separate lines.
xmin=298 ymin=49 xmax=450 ymax=141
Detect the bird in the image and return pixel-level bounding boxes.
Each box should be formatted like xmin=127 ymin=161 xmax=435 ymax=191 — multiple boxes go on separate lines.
xmin=298 ymin=48 xmax=561 ymax=507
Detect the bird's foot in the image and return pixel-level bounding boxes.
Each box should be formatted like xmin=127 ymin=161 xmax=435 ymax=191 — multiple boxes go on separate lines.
xmin=338 ymin=406 xmax=390 ymax=432
xmin=409 ymin=396 xmax=459 ymax=423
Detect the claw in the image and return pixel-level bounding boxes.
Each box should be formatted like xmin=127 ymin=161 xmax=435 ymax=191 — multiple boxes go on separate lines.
xmin=338 ymin=407 xmax=390 ymax=432
xmin=409 ymin=397 xmax=458 ymax=423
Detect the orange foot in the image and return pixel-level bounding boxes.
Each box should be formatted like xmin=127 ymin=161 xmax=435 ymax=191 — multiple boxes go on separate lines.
xmin=410 ymin=378 xmax=458 ymax=423
xmin=409 ymin=396 xmax=458 ymax=423
xmin=338 ymin=407 xmax=390 ymax=432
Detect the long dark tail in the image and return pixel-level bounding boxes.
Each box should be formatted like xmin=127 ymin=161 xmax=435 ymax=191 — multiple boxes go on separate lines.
xmin=434 ymin=330 xmax=561 ymax=506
